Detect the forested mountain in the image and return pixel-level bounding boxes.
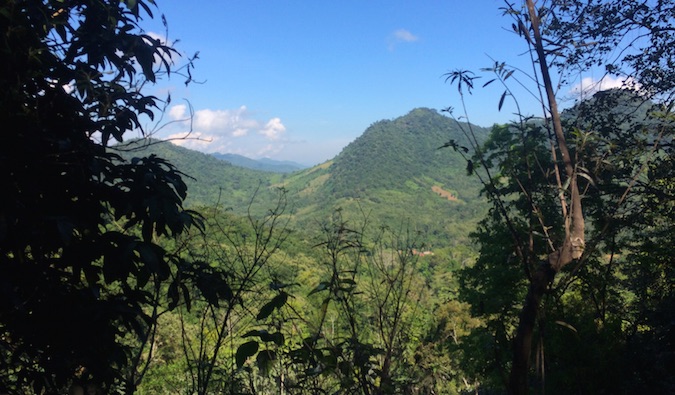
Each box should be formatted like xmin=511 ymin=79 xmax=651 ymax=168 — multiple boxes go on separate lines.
xmin=328 ymin=108 xmax=485 ymax=198
xmin=278 ymin=107 xmax=490 ymax=245
xmin=118 ymin=108 xmax=490 ymax=248
xmin=113 ymin=139 xmax=285 ymax=211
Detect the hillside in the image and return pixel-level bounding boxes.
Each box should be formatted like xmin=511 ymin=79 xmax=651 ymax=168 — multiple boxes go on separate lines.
xmin=276 ymin=108 xmax=490 ymax=246
xmin=115 ymin=108 xmax=490 ymax=247
xmin=112 ymin=139 xmax=283 ymax=211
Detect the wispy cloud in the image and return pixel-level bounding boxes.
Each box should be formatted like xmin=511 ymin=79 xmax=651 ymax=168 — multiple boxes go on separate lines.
xmin=393 ymin=29 xmax=418 ymax=42
xmin=569 ymin=75 xmax=640 ymax=98
xmin=388 ymin=28 xmax=419 ymax=50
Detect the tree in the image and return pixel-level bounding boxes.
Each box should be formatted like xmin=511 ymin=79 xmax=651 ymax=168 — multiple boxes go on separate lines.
xmin=444 ymin=1 xmax=675 ymax=393
xmin=179 ymin=190 xmax=291 ymax=395
xmin=0 ymin=1 xmax=207 ymax=393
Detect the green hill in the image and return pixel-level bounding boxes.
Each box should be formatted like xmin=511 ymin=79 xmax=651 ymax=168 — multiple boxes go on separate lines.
xmin=327 ymin=107 xmax=485 ymax=198
xmin=115 ymin=108 xmax=489 ymax=248
xmin=112 ymin=139 xmax=283 ymax=211
xmin=276 ymin=108 xmax=490 ymax=246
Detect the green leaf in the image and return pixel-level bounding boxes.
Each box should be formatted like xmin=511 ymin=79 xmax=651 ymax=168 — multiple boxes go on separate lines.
xmin=125 ymin=0 xmax=137 ymax=11
xmin=577 ymin=171 xmax=596 ymax=187
xmin=308 ymin=281 xmax=330 ymax=296
xmin=236 ymin=341 xmax=259 ymax=368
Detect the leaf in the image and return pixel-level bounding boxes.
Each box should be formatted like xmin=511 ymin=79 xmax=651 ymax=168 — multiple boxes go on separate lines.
xmin=308 ymin=281 xmax=330 ymax=296
xmin=236 ymin=341 xmax=259 ymax=368
xmin=167 ymin=280 xmax=179 ymax=310
xmin=518 ymin=19 xmax=532 ymax=44
xmin=180 ymin=282 xmax=191 ymax=311
xmin=482 ymin=78 xmax=496 ymax=88
xmin=256 ymin=301 xmax=275 ymax=321
xmin=577 ymin=171 xmax=596 ymax=187
xmin=498 ymin=91 xmax=507 ymax=111
xmin=243 ymin=329 xmax=265 ymax=338
xmin=555 ymin=320 xmax=578 ymax=334
xmin=466 ymin=160 xmax=474 ymax=176
xmin=561 ymin=176 xmax=572 ymax=191
xmin=256 ymin=292 xmax=288 ymax=320
xmin=503 ymin=69 xmax=515 ymax=81
xmin=242 ymin=329 xmax=284 ymax=346
xmin=269 ymin=331 xmax=285 ymax=346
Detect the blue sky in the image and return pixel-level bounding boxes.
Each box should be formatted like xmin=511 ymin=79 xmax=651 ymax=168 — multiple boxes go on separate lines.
xmin=141 ymin=1 xmax=612 ymax=166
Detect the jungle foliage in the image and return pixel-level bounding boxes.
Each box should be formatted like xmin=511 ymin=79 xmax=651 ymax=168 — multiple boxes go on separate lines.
xmin=1 ymin=0 xmax=673 ymax=394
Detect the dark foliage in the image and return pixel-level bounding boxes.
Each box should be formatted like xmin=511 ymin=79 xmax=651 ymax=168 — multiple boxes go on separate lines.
xmin=0 ymin=1 xmax=217 ymax=393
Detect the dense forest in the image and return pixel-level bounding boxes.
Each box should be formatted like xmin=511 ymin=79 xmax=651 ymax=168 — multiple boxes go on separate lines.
xmin=1 ymin=1 xmax=673 ymax=395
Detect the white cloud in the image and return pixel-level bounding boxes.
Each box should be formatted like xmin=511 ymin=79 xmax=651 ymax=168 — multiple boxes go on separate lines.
xmin=192 ymin=106 xmax=259 ymax=133
xmin=169 ymin=104 xmax=188 ymax=120
xmin=232 ymin=128 xmax=248 ymax=137
xmin=569 ymin=75 xmax=640 ymax=98
xmin=145 ymin=32 xmax=168 ymax=45
xmin=162 ymin=104 xmax=289 ymax=158
xmin=259 ymin=117 xmax=286 ymax=140
xmin=388 ymin=29 xmax=419 ymax=51
xmin=393 ymin=29 xmax=418 ymax=43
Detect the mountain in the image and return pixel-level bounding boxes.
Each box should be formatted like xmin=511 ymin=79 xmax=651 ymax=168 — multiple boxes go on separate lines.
xmin=275 ymin=108 xmax=490 ymax=246
xmin=114 ymin=108 xmax=490 ymax=248
xmin=212 ymin=153 xmax=307 ymax=173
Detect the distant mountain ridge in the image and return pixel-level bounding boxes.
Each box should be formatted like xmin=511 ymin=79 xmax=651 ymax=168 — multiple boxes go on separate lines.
xmin=211 ymin=153 xmax=307 ymax=173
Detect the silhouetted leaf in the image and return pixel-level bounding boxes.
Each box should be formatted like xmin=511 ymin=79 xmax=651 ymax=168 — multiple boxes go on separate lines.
xmin=236 ymin=341 xmax=259 ymax=368
xmin=483 ymin=78 xmax=496 ymax=88
xmin=256 ymin=292 xmax=288 ymax=320
xmin=498 ymin=91 xmax=507 ymax=111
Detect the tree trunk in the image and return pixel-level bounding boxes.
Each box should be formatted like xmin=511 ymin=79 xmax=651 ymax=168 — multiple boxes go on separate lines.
xmin=508 ymin=261 xmax=556 ymax=395
xmin=507 ymin=2 xmax=586 ymax=393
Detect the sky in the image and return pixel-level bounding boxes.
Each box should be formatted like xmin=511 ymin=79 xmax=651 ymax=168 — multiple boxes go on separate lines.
xmin=139 ymin=1 xmax=618 ymax=166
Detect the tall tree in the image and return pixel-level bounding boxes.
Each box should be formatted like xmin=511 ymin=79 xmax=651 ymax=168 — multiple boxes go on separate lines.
xmin=507 ymin=1 xmax=675 ymax=392
xmin=446 ymin=1 xmax=675 ymax=393
xmin=0 ymin=1 xmax=210 ymax=393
